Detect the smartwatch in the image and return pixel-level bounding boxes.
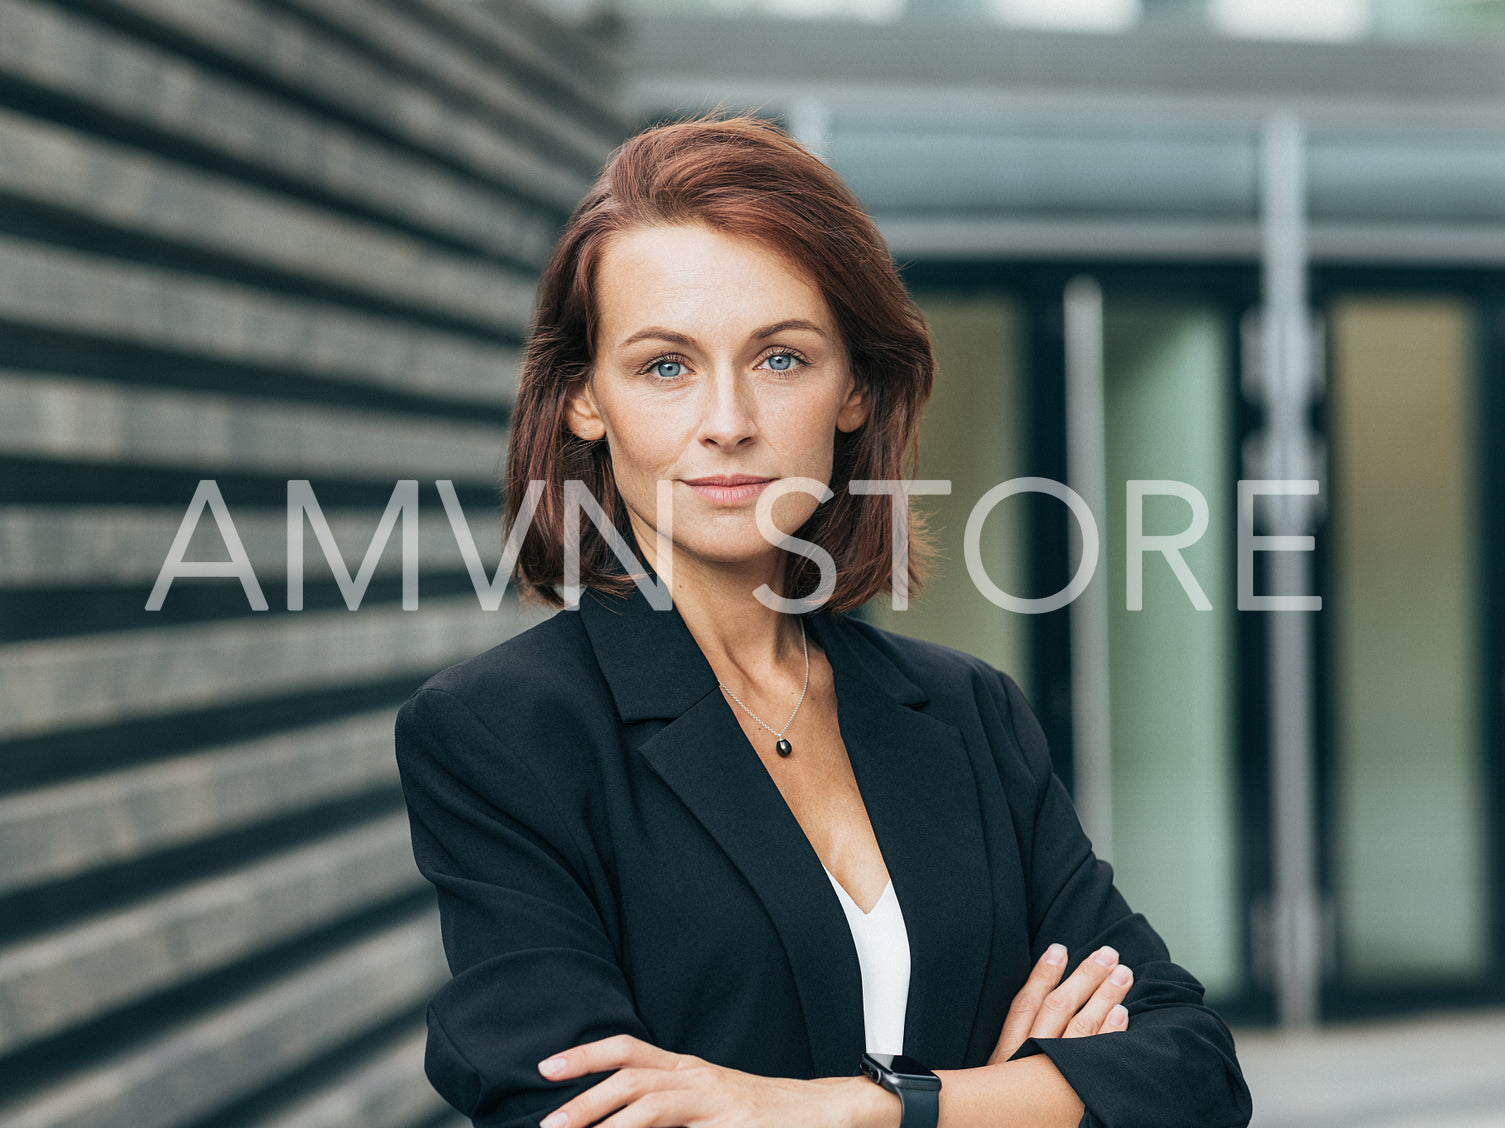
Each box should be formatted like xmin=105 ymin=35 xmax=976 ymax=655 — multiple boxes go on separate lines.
xmin=859 ymin=1051 xmax=941 ymax=1128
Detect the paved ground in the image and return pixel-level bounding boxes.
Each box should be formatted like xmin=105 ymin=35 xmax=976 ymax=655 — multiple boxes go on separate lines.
xmin=1234 ymin=1008 xmax=1505 ymax=1128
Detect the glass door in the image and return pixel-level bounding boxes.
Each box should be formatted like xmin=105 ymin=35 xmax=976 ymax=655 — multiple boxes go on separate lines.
xmin=865 ymin=294 xmax=1032 ymax=694
xmin=1097 ymin=295 xmax=1243 ymax=1003
xmin=1319 ymin=284 xmax=1500 ymax=1013
xmin=896 ymin=263 xmax=1504 ymax=1024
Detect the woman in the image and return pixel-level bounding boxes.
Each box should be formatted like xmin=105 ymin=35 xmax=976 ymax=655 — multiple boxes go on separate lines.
xmin=395 ymin=115 xmax=1252 ymax=1128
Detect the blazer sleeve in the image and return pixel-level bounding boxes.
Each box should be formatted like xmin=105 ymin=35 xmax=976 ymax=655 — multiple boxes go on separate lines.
xmin=993 ymin=671 xmax=1253 ymax=1128
xmin=395 ymin=686 xmax=650 ymax=1128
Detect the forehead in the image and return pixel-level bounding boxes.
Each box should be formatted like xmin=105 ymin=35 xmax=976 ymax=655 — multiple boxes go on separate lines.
xmin=593 ymin=223 xmax=834 ymax=342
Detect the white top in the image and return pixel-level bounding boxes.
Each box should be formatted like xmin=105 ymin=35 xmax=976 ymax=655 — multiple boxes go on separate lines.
xmin=822 ymin=865 xmax=911 ymax=1055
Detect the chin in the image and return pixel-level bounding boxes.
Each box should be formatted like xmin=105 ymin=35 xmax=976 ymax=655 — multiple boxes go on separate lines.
xmin=671 ymin=536 xmax=783 ymax=572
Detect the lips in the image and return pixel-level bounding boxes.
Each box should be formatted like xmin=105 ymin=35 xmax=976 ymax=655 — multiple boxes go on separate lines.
xmin=682 ymin=475 xmax=774 ymax=505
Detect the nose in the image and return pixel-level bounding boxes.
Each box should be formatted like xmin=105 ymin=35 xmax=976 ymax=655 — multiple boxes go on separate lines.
xmin=697 ymin=367 xmax=757 ymax=450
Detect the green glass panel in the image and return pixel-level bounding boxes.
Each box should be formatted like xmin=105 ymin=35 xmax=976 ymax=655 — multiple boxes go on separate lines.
xmin=1330 ymin=296 xmax=1486 ymax=984
xmin=1102 ymin=299 xmax=1241 ymax=1000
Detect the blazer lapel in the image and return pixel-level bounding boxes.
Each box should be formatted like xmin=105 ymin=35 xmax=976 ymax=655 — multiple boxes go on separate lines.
xmin=579 ymin=585 xmax=864 ymax=1079
xmin=805 ymin=612 xmax=994 ymax=1069
xmin=580 ymin=584 xmax=993 ymax=1075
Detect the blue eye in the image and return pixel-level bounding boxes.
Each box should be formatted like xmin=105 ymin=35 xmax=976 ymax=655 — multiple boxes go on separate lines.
xmin=764 ymin=353 xmax=797 ymax=372
xmin=651 ymin=359 xmax=684 ymax=380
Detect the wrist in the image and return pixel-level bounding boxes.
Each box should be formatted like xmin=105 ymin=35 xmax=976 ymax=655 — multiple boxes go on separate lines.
xmin=838 ymin=1074 xmax=902 ymax=1128
xmin=858 ymin=1053 xmax=941 ymax=1128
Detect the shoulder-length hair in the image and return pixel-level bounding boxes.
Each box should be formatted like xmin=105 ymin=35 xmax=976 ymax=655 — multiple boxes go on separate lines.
xmin=504 ymin=113 xmax=935 ymax=612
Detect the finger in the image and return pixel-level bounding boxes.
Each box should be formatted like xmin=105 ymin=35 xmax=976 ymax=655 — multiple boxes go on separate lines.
xmin=1029 ymin=945 xmax=1120 ymax=1040
xmin=539 ymin=1034 xmax=683 ymax=1081
xmin=552 ymin=1062 xmax=719 ymax=1128
xmin=1099 ymin=1004 xmax=1129 ymax=1035
xmin=591 ymin=1088 xmax=693 ymax=1128
xmin=989 ymin=942 xmax=1068 ymax=1064
xmin=541 ymin=1066 xmax=659 ymax=1128
xmin=1061 ymin=963 xmax=1133 ymax=1038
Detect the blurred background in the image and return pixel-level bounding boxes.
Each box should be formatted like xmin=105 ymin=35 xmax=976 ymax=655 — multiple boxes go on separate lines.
xmin=0 ymin=1 xmax=1501 ymax=1126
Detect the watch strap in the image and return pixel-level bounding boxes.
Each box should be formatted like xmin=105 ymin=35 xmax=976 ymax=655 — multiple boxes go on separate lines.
xmin=893 ymin=1082 xmax=939 ymax=1128
xmin=860 ymin=1053 xmax=940 ymax=1128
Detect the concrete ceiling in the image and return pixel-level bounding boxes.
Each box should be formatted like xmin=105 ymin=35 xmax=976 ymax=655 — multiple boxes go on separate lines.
xmin=621 ymin=14 xmax=1505 ymax=262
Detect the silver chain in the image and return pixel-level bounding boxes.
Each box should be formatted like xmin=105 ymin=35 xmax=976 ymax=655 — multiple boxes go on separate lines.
xmin=718 ymin=617 xmax=809 ymax=740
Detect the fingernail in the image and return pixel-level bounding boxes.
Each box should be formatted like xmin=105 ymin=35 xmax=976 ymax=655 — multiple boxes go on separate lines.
xmin=541 ymin=1113 xmax=568 ymax=1128
xmin=1094 ymin=946 xmax=1119 ymax=967
xmin=1110 ymin=965 xmax=1133 ymax=986
xmin=1109 ymin=1005 xmax=1128 ymax=1027
xmin=538 ymin=1057 xmax=566 ymax=1078
xmin=1044 ymin=943 xmax=1067 ymax=966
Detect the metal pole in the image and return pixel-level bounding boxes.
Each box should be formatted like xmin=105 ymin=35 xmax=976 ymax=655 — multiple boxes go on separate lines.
xmin=1064 ymin=276 xmax=1114 ymax=860
xmin=1259 ymin=110 xmax=1323 ymax=1030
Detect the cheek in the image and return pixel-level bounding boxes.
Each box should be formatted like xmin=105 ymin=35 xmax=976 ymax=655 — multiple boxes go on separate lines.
xmin=768 ymin=490 xmax=822 ymax=534
xmin=599 ymin=399 xmax=687 ymax=481
xmin=782 ymin=408 xmax=842 ymax=473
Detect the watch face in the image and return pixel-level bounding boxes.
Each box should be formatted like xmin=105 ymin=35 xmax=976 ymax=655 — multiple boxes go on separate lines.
xmin=864 ymin=1052 xmax=941 ymax=1089
xmin=885 ymin=1054 xmax=932 ymax=1077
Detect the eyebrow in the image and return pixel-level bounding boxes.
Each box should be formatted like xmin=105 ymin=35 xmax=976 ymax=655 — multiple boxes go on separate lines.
xmin=754 ymin=318 xmax=828 ymax=340
xmin=617 ymin=319 xmax=828 ymax=349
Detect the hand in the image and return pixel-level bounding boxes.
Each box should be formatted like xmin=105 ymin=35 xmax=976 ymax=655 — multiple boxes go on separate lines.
xmin=536 ymin=1033 xmax=889 ymax=1128
xmin=987 ymin=943 xmax=1132 ymax=1065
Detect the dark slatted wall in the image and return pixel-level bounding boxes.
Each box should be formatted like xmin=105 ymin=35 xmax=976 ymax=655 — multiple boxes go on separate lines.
xmin=0 ymin=2 xmax=622 ymax=1125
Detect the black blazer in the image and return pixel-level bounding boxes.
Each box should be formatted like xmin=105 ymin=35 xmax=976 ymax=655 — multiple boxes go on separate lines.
xmin=395 ymin=582 xmax=1252 ymax=1128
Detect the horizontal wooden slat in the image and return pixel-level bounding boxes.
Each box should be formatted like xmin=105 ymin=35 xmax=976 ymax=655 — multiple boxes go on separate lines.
xmin=0 ymin=1 xmax=611 ymax=1123
xmin=0 ymin=915 xmax=446 ymax=1128
xmin=279 ymin=0 xmax=616 ymax=165
xmin=0 ymin=372 xmax=507 ymax=478
xmin=0 ymin=106 xmax=538 ymax=335
xmin=253 ymin=1027 xmax=449 ymax=1128
xmin=0 ymin=710 xmax=400 ymax=896
xmin=0 ymin=814 xmax=421 ymax=1053
xmin=0 ymin=596 xmax=538 ymax=741
xmin=0 ymin=505 xmax=504 ymax=586
xmin=0 ymin=238 xmax=520 ymax=405
xmin=100 ymin=0 xmax=591 ymax=211
xmin=0 ymin=0 xmax=559 ymax=264
xmin=408 ymin=0 xmax=623 ymax=126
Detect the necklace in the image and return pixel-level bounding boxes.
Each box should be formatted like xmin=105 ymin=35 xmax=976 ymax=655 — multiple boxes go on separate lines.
xmin=718 ymin=617 xmax=808 ymax=758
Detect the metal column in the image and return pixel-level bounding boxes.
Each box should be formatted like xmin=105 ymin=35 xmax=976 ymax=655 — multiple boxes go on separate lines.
xmin=1064 ymin=276 xmax=1115 ymax=860
xmin=1252 ymin=110 xmax=1325 ymax=1029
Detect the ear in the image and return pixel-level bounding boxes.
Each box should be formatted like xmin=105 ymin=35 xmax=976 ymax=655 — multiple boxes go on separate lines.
xmin=836 ymin=375 xmax=869 ymax=434
xmin=564 ymin=378 xmax=607 ymax=441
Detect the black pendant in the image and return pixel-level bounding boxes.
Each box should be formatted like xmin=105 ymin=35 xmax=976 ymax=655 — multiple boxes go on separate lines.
xmin=775 ymin=738 xmax=793 ymax=758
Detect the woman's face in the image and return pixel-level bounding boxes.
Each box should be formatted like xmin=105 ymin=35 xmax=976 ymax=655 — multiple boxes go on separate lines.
xmin=566 ymin=222 xmax=868 ymax=583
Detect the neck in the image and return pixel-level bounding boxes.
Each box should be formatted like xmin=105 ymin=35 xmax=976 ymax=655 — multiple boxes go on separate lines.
xmin=631 ymin=528 xmax=804 ymax=681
